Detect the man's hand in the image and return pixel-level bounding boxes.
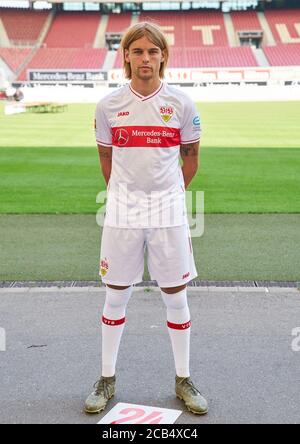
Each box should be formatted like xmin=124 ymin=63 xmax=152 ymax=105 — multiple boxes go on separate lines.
xmin=180 ymin=141 xmax=199 ymax=189
xmin=98 ymin=144 xmax=112 ymax=186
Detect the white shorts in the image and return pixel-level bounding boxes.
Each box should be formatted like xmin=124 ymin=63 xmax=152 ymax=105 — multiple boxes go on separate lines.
xmin=99 ymin=224 xmax=198 ymax=287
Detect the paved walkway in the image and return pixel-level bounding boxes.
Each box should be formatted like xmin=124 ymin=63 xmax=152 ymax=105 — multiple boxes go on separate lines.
xmin=0 ymin=286 xmax=299 ymax=424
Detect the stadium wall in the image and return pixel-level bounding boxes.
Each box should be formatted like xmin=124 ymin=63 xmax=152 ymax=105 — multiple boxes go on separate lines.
xmin=17 ymin=82 xmax=300 ymax=103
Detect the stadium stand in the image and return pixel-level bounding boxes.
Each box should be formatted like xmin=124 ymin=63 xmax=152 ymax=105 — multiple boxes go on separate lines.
xmin=44 ymin=12 xmax=100 ymax=48
xmin=265 ymin=10 xmax=300 ymax=44
xmin=138 ymin=11 xmax=229 ymax=47
xmin=114 ymin=45 xmax=258 ymax=68
xmin=263 ymin=43 xmax=300 ymax=66
xmin=17 ymin=48 xmax=107 ymax=81
xmin=230 ymin=11 xmax=262 ymax=32
xmin=0 ymin=47 xmax=31 ymax=72
xmin=168 ymin=46 xmax=258 ymax=68
xmin=184 ymin=11 xmax=229 ymax=46
xmin=106 ymin=12 xmax=132 ymax=33
xmin=113 ymin=49 xmax=123 ymax=69
xmin=0 ymin=9 xmax=49 ymax=46
xmin=1 ymin=7 xmax=300 ymax=76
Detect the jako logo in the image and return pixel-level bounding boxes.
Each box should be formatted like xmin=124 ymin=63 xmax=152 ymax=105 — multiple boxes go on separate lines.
xmin=291 ymin=327 xmax=300 ymax=351
xmin=117 ymin=111 xmax=130 ymax=117
xmin=0 ymin=327 xmax=6 ymax=352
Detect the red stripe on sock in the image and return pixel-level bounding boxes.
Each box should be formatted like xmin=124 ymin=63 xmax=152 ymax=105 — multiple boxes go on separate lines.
xmin=102 ymin=316 xmax=126 ymax=326
xmin=167 ymin=320 xmax=191 ymax=330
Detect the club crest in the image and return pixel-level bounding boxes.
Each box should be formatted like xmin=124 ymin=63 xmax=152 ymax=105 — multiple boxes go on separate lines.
xmin=160 ymin=106 xmax=173 ymax=123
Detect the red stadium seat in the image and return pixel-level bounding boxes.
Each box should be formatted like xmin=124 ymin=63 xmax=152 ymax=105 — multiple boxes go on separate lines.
xmin=106 ymin=12 xmax=132 ymax=33
xmin=44 ymin=12 xmax=101 ymax=48
xmin=0 ymin=48 xmax=31 ymax=72
xmin=265 ymin=10 xmax=300 ymax=44
xmin=263 ymin=43 xmax=300 ymax=66
xmin=230 ymin=11 xmax=262 ymax=32
xmin=0 ymin=8 xmax=299 ymax=74
xmin=17 ymin=48 xmax=107 ymax=81
xmin=0 ymin=9 xmax=49 ymax=45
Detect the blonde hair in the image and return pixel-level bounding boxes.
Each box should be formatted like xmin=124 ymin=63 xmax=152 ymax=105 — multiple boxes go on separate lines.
xmin=121 ymin=22 xmax=169 ymax=79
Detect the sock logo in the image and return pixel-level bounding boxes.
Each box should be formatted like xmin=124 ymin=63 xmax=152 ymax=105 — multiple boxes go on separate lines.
xmin=102 ymin=316 xmax=126 ymax=326
xmin=167 ymin=320 xmax=191 ymax=330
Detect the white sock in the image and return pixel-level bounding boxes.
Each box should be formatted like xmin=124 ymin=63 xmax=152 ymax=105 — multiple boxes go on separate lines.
xmin=161 ymin=288 xmax=191 ymax=378
xmin=101 ymin=285 xmax=133 ymax=377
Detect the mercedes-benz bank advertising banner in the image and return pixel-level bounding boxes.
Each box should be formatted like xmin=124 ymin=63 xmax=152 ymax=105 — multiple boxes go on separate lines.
xmin=28 ymin=70 xmax=107 ymax=82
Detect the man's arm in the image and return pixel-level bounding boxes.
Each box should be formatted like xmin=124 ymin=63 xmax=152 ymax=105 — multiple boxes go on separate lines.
xmin=180 ymin=141 xmax=200 ymax=189
xmin=98 ymin=144 xmax=112 ymax=186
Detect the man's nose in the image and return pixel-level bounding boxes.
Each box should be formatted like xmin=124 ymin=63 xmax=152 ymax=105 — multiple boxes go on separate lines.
xmin=142 ymin=51 xmax=150 ymax=62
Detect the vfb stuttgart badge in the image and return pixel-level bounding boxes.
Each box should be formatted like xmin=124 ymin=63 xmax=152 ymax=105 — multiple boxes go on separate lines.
xmin=160 ymin=106 xmax=173 ymax=123
xmin=100 ymin=258 xmax=109 ymax=276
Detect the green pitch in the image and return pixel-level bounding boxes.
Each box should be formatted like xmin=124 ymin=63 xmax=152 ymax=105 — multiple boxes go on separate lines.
xmin=0 ymin=100 xmax=299 ymax=281
xmin=0 ymin=101 xmax=299 ymax=214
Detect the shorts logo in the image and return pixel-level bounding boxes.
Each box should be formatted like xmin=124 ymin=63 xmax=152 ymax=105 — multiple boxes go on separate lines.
xmin=193 ymin=115 xmax=200 ymax=126
xmin=100 ymin=257 xmax=109 ymax=276
xmin=114 ymin=128 xmax=129 ymax=146
xmin=182 ymin=271 xmax=190 ymax=279
xmin=117 ymin=111 xmax=130 ymax=117
xmin=160 ymin=106 xmax=173 ymax=123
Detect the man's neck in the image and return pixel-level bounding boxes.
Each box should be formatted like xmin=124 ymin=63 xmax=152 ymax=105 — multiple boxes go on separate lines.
xmin=130 ymin=78 xmax=161 ymax=97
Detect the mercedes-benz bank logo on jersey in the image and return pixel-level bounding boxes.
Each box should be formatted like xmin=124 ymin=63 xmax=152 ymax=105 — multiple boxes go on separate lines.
xmin=114 ymin=128 xmax=129 ymax=146
xmin=112 ymin=126 xmax=180 ymax=148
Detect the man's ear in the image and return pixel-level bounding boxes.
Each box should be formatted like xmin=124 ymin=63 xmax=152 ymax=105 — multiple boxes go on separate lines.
xmin=124 ymin=49 xmax=130 ymax=63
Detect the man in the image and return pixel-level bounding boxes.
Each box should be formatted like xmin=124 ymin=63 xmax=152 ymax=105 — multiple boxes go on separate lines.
xmin=85 ymin=22 xmax=208 ymax=416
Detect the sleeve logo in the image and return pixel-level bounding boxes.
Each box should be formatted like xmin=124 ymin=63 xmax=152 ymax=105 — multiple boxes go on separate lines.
xmin=193 ymin=115 xmax=200 ymax=126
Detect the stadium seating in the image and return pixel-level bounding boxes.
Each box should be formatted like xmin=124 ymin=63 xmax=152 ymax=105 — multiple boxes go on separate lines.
xmin=44 ymin=12 xmax=100 ymax=48
xmin=0 ymin=48 xmax=31 ymax=72
xmin=114 ymin=45 xmax=257 ymax=68
xmin=113 ymin=49 xmax=123 ymax=69
xmin=263 ymin=43 xmax=300 ymax=66
xmin=106 ymin=12 xmax=132 ymax=33
xmin=17 ymin=48 xmax=107 ymax=80
xmin=138 ymin=11 xmax=228 ymax=47
xmin=184 ymin=11 xmax=229 ymax=47
xmin=265 ymin=10 xmax=300 ymax=44
xmin=0 ymin=9 xmax=49 ymax=45
xmin=230 ymin=11 xmax=262 ymax=32
xmin=169 ymin=46 xmax=258 ymax=68
xmin=1 ymin=8 xmax=300 ymax=74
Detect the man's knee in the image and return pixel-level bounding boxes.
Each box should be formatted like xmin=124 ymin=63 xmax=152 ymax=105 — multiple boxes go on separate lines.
xmin=106 ymin=284 xmax=131 ymax=290
xmin=160 ymin=284 xmax=187 ymax=294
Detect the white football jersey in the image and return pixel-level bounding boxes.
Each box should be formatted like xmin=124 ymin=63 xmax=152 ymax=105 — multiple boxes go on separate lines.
xmin=95 ymin=81 xmax=201 ymax=228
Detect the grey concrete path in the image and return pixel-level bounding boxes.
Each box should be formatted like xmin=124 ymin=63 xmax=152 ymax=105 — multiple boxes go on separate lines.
xmin=0 ymin=286 xmax=299 ymax=424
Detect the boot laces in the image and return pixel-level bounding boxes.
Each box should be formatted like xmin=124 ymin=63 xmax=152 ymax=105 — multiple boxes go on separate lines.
xmin=180 ymin=378 xmax=202 ymax=396
xmin=94 ymin=378 xmax=110 ymax=398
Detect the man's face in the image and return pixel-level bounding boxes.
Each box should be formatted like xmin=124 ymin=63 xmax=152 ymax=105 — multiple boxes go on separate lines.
xmin=125 ymin=35 xmax=165 ymax=82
